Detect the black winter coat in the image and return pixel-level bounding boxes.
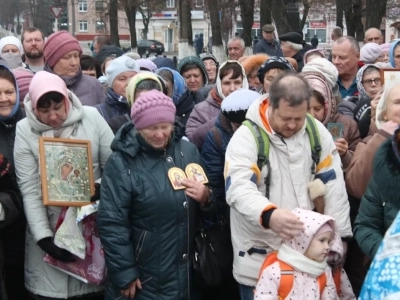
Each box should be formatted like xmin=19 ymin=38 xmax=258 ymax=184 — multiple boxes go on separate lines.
xmin=98 ymin=122 xmax=206 ymax=300
xmin=0 ymin=109 xmax=26 ymax=267
xmin=0 ymin=166 xmax=24 ymax=300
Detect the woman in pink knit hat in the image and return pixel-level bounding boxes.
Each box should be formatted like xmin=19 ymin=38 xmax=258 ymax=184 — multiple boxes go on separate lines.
xmin=14 ymin=70 xmax=114 ymax=299
xmin=43 ymin=31 xmax=105 ymax=106
xmin=97 ymin=90 xmax=213 ymax=300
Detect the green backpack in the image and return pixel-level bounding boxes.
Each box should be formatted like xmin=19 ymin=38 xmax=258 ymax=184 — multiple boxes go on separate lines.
xmin=242 ymin=114 xmax=322 ymax=198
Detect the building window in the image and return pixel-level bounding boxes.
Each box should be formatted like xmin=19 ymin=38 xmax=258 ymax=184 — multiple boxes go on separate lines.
xmin=95 ymin=1 xmax=104 ymax=11
xmin=96 ymin=21 xmax=105 ymax=31
xmin=166 ymin=0 xmax=175 ymax=8
xmin=78 ymin=0 xmax=87 ymax=12
xmin=79 ymin=21 xmax=88 ymax=32
xmin=195 ymin=0 xmax=204 ymax=7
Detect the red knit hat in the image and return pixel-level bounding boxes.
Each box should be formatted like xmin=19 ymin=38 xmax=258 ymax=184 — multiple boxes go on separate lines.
xmin=13 ymin=69 xmax=34 ymax=103
xmin=44 ymin=31 xmax=82 ymax=68
xmin=131 ymin=90 xmax=176 ymax=129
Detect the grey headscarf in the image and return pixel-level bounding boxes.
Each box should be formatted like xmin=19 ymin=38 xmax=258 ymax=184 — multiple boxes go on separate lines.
xmin=356 ymin=64 xmax=380 ymax=102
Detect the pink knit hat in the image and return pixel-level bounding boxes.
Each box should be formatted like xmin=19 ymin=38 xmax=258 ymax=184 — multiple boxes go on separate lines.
xmin=380 ymin=43 xmax=390 ymax=53
xmin=29 ymin=71 xmax=70 ymax=116
xmin=44 ymin=31 xmax=82 ymax=68
xmin=13 ymin=69 xmax=34 ymax=103
xmin=131 ymin=90 xmax=176 ymax=129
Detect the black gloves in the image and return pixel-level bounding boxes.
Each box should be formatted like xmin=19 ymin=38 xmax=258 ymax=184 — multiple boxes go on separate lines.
xmin=90 ymin=183 xmax=101 ymax=202
xmin=37 ymin=237 xmax=76 ymax=262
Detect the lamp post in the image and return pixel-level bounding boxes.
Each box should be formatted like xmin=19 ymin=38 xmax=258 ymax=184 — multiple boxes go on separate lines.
xmin=71 ymin=0 xmax=76 ymax=36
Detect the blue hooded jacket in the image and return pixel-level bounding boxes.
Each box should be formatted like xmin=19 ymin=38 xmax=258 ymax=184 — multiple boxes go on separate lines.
xmin=156 ymin=67 xmax=187 ymax=105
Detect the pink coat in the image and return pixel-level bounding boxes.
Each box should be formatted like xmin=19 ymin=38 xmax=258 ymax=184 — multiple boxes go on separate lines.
xmin=255 ymin=208 xmax=355 ymax=300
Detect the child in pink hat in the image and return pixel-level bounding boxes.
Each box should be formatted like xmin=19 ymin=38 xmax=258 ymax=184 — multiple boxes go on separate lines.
xmin=255 ymin=208 xmax=355 ymax=299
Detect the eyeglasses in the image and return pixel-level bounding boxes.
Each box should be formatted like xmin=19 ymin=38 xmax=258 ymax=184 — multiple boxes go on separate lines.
xmin=362 ymin=78 xmax=381 ymax=86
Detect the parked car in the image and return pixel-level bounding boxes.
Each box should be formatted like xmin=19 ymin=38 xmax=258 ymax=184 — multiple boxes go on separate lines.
xmin=137 ymin=39 xmax=165 ymax=56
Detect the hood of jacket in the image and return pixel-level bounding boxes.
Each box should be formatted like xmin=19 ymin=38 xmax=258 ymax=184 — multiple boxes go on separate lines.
xmin=356 ymin=64 xmax=380 ymax=102
xmin=283 ymin=208 xmax=342 ymax=256
xmin=24 ymin=89 xmax=84 ymax=133
xmin=216 ymin=60 xmax=249 ymax=100
xmin=390 ymin=40 xmax=400 ymax=68
xmin=177 ymin=56 xmax=209 ymax=86
xmin=111 ymin=121 xmax=185 ymax=159
xmin=303 ymin=71 xmax=336 ymax=125
xmin=157 ymin=67 xmax=187 ymax=105
xmin=0 ymin=64 xmax=20 ymax=121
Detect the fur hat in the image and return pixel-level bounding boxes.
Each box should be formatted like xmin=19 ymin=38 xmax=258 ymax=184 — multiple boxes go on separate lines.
xmin=240 ymin=53 xmax=269 ymax=76
xmin=221 ymin=89 xmax=260 ymax=124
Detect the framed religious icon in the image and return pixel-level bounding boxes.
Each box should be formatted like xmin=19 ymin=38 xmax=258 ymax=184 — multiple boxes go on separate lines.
xmin=185 ymin=163 xmax=209 ymax=184
xmin=380 ymin=68 xmax=400 ymax=85
xmin=168 ymin=167 xmax=187 ymax=190
xmin=39 ymin=137 xmax=94 ymax=206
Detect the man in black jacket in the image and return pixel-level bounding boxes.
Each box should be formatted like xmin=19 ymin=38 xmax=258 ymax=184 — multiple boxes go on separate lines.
xmin=311 ymin=34 xmax=319 ymax=49
xmin=253 ymin=24 xmax=283 ymax=56
xmin=280 ymin=31 xmax=305 ymax=71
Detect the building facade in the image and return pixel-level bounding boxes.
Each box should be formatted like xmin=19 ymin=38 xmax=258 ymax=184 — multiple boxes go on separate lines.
xmin=66 ymin=0 xmax=210 ymax=51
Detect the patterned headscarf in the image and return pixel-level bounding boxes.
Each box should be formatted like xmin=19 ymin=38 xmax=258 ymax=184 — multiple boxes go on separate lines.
xmin=126 ymin=72 xmax=163 ymax=107
xmin=356 ymin=64 xmax=380 ymax=102
xmin=302 ymin=71 xmax=336 ymax=125
xmin=156 ymin=67 xmax=187 ymax=105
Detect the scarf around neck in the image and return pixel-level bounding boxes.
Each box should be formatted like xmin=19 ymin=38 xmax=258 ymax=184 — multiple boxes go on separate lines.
xmin=44 ymin=64 xmax=83 ymax=87
xmin=277 ymin=243 xmax=327 ymax=278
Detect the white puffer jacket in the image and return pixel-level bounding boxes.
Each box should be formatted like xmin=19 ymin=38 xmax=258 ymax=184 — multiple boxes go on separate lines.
xmin=224 ymin=94 xmax=352 ymax=287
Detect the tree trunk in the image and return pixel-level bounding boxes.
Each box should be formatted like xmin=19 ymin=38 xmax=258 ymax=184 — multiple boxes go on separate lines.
xmin=299 ymin=1 xmax=310 ymax=32
xmin=260 ymin=0 xmax=272 ymax=29
xmin=335 ymin=0 xmax=344 ymax=29
xmin=271 ymin=0 xmax=291 ymax=36
xmin=365 ymin=0 xmax=387 ymax=29
xmin=123 ymin=0 xmax=138 ymax=50
xmin=343 ymin=0 xmax=355 ymax=37
xmin=207 ymin=0 xmax=226 ymax=61
xmin=178 ymin=0 xmax=196 ymax=59
xmin=109 ymin=0 xmax=120 ymax=47
xmin=353 ymin=0 xmax=364 ymax=41
xmin=238 ymin=0 xmax=255 ymax=50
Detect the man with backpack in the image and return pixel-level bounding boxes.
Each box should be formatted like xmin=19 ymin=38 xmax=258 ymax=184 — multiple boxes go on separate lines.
xmin=224 ymin=73 xmax=352 ymax=300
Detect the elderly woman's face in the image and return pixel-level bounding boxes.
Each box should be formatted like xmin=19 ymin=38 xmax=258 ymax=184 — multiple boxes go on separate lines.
xmin=182 ymin=68 xmax=204 ymax=92
xmin=0 ymin=78 xmax=17 ymax=117
xmin=139 ymin=122 xmax=174 ymax=149
xmin=362 ymin=69 xmax=382 ymax=98
xmin=383 ymin=85 xmax=400 ymax=124
xmin=53 ymin=50 xmax=80 ymax=77
xmin=247 ymin=69 xmax=260 ymax=88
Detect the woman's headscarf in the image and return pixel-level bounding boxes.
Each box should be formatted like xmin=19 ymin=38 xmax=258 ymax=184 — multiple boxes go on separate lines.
xmin=303 ymin=71 xmax=336 ymax=125
xmin=156 ymin=67 xmax=187 ymax=105
xmin=356 ymin=64 xmax=380 ymax=102
xmin=216 ymin=60 xmax=249 ymax=100
xmin=126 ymin=72 xmax=163 ymax=106
xmin=389 ymin=40 xmax=400 ymax=68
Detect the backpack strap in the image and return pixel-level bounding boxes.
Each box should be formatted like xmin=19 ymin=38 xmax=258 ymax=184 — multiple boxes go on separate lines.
xmin=277 ymin=260 xmax=294 ymax=299
xmin=333 ymin=269 xmax=341 ymax=295
xmin=305 ymin=114 xmax=322 ymax=175
xmin=317 ymin=272 xmax=327 ymax=296
xmin=242 ymin=120 xmax=271 ymax=198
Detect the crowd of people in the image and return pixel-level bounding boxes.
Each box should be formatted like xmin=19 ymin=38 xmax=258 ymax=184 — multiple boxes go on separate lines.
xmin=0 ymin=24 xmax=399 ymax=300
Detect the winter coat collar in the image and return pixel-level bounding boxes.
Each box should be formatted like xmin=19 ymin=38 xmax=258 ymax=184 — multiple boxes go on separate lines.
xmin=106 ymin=87 xmax=129 ymax=107
xmin=44 ymin=64 xmax=84 ymax=88
xmin=24 ymin=89 xmax=84 ymax=134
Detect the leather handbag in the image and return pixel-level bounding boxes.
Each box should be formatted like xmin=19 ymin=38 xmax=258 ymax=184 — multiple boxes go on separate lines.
xmin=193 ymin=219 xmax=233 ymax=287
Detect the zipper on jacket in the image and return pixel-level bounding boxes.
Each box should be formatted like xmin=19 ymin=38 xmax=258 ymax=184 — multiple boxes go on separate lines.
xmin=135 ymin=230 xmax=147 ymax=261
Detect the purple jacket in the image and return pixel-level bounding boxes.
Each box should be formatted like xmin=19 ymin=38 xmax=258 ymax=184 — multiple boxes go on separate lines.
xmin=44 ymin=65 xmax=106 ymax=106
xmin=186 ymin=93 xmax=220 ymax=149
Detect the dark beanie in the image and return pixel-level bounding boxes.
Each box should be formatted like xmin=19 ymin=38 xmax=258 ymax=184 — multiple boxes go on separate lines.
xmin=152 ymin=57 xmax=177 ymax=70
xmin=96 ymin=45 xmax=123 ymax=65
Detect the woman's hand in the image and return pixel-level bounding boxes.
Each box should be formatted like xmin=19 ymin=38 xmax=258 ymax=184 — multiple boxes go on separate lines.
xmin=335 ymin=138 xmax=348 ymax=157
xmin=181 ymin=179 xmax=210 ymax=205
xmin=121 ymin=279 xmax=142 ymax=299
